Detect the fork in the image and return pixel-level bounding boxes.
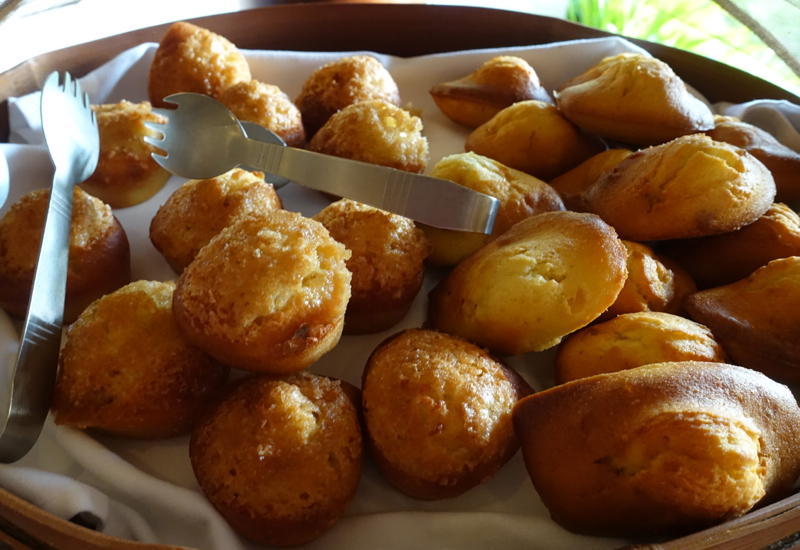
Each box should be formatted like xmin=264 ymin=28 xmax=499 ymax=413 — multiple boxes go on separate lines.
xmin=145 ymin=93 xmax=499 ymax=234
xmin=0 ymin=72 xmax=99 ymax=463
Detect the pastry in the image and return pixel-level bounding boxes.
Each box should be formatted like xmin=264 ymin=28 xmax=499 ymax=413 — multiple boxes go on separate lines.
xmin=81 ymin=100 xmax=172 ymax=208
xmin=362 ymin=329 xmax=532 ymax=499
xmin=585 ymin=134 xmax=776 ymax=241
xmin=429 ymin=55 xmax=552 ymax=127
xmin=190 ymin=372 xmax=362 ymax=546
xmin=173 ymin=210 xmax=351 ymax=373
xmin=313 ymin=199 xmax=432 ymax=334
xmin=464 ymin=100 xmax=605 ymax=181
xmin=554 ymin=52 xmax=715 ymax=145
xmin=548 ymin=148 xmax=632 ymax=212
xmin=428 ymin=211 xmax=627 ymax=355
xmin=52 ymin=280 xmax=229 ymax=439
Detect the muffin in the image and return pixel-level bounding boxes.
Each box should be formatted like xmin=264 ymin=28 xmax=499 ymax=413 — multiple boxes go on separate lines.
xmin=554 ymin=52 xmax=715 ymax=146
xmin=173 ymin=210 xmax=351 ymax=373
xmin=708 ymin=115 xmax=800 ymax=203
xmin=295 ymin=54 xmax=401 ymax=137
xmin=464 ymin=100 xmax=605 ymax=182
xmin=585 ymin=134 xmax=776 ymax=241
xmin=148 ymin=21 xmax=251 ymax=108
xmin=149 ymin=169 xmax=283 ymax=273
xmin=419 ymin=152 xmax=565 ymax=266
xmin=429 ymin=55 xmax=552 ymax=127
xmin=513 ymin=361 xmax=800 ymax=536
xmin=217 ymin=80 xmax=306 ymax=148
xmin=554 ymin=311 xmax=727 ymax=384
xmin=52 ymin=280 xmax=229 ymax=439
xmin=190 ymin=372 xmax=362 ymax=546
xmin=596 ymin=240 xmax=696 ymax=322
xmin=80 ymin=100 xmax=172 ymax=208
xmin=428 ymin=211 xmax=628 ymax=355
xmin=548 ymin=148 xmax=632 ymax=212
xmin=683 ymin=256 xmax=800 ymax=382
xmin=658 ymin=202 xmax=800 ymax=289
xmin=312 ymin=199 xmax=432 ymax=334
xmin=362 ymin=329 xmax=532 ymax=499
xmin=307 ymin=99 xmax=429 ymax=174
xmin=0 ymin=187 xmax=130 ymax=323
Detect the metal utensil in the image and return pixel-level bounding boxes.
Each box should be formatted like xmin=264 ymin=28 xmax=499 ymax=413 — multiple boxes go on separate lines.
xmin=145 ymin=93 xmax=498 ymax=234
xmin=0 ymin=72 xmax=99 ymax=463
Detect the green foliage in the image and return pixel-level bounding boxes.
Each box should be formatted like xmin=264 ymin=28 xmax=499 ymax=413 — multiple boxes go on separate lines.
xmin=566 ymin=0 xmax=800 ymax=96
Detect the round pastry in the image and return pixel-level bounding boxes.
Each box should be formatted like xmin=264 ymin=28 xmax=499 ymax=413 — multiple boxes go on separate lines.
xmin=173 ymin=210 xmax=351 ymax=373
xmin=596 ymin=240 xmax=696 ymax=323
xmin=554 ymin=52 xmax=715 ymax=146
xmin=217 ymin=80 xmax=306 ymax=148
xmin=190 ymin=372 xmax=362 ymax=546
xmin=554 ymin=311 xmax=727 ymax=384
xmin=148 ymin=21 xmax=251 ymax=108
xmin=362 ymin=329 xmax=532 ymax=500
xmin=464 ymin=100 xmax=605 ymax=182
xmin=708 ymin=115 xmax=800 ymax=203
xmin=0 ymin=187 xmax=130 ymax=324
xmin=428 ymin=211 xmax=627 ymax=355
xmin=658 ymin=202 xmax=800 ymax=289
xmin=513 ymin=361 xmax=800 ymax=536
xmin=307 ymin=99 xmax=429 ymax=174
xmin=80 ymin=100 xmax=172 ymax=208
xmin=585 ymin=134 xmax=776 ymax=241
xmin=312 ymin=199 xmax=432 ymax=334
xmin=429 ymin=55 xmax=552 ymax=128
xmin=52 ymin=280 xmax=229 ymax=439
xmin=419 ymin=152 xmax=565 ymax=266
xmin=295 ymin=54 xmax=401 ymax=137
xmin=548 ymin=148 xmax=632 ymax=212
xmin=149 ymin=168 xmax=283 ymax=273
xmin=683 ymin=256 xmax=800 ymax=382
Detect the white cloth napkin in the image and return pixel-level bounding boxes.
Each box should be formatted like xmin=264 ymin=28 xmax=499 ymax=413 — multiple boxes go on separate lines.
xmin=1 ymin=36 xmax=798 ymax=550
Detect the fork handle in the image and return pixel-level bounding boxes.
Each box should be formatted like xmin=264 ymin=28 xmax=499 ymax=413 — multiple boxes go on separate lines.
xmin=0 ymin=172 xmax=73 ymax=463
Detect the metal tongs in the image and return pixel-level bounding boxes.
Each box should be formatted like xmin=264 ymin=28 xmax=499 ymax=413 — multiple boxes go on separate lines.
xmin=145 ymin=93 xmax=499 ymax=234
xmin=0 ymin=73 xmax=99 ymax=462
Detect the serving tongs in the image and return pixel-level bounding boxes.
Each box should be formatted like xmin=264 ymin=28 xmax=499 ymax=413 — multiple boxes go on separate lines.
xmin=0 ymin=72 xmax=99 ymax=463
xmin=144 ymin=93 xmax=499 ymax=234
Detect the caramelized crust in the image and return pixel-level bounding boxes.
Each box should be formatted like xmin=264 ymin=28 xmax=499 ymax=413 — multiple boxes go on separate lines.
xmin=549 ymin=148 xmax=633 ymax=212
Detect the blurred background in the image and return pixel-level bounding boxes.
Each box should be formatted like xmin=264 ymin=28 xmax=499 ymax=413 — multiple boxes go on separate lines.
xmin=0 ymin=0 xmax=798 ymax=95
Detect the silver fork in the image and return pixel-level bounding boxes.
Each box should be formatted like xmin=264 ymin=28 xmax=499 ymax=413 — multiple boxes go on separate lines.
xmin=145 ymin=93 xmax=499 ymax=234
xmin=0 ymin=72 xmax=99 ymax=463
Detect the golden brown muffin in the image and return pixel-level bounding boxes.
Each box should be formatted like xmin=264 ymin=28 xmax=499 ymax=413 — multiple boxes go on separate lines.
xmin=658 ymin=202 xmax=800 ymax=289
xmin=596 ymin=240 xmax=696 ymax=323
xmin=708 ymin=115 xmax=800 ymax=203
xmin=0 ymin=187 xmax=130 ymax=323
xmin=148 ymin=21 xmax=251 ymax=108
xmin=312 ymin=199 xmax=432 ymax=334
xmin=217 ymin=80 xmax=306 ymax=148
xmin=683 ymin=256 xmax=800 ymax=382
xmin=80 ymin=100 xmax=172 ymax=208
xmin=149 ymin=169 xmax=283 ymax=273
xmin=548 ymin=148 xmax=632 ymax=212
xmin=429 ymin=55 xmax=552 ymax=128
xmin=190 ymin=372 xmax=362 ymax=546
xmin=554 ymin=52 xmax=715 ymax=146
xmin=464 ymin=100 xmax=605 ymax=181
xmin=52 ymin=280 xmax=229 ymax=439
xmin=554 ymin=312 xmax=727 ymax=384
xmin=295 ymin=54 xmax=401 ymax=137
xmin=173 ymin=210 xmax=351 ymax=373
xmin=307 ymin=99 xmax=429 ymax=174
xmin=362 ymin=329 xmax=532 ymax=500
xmin=428 ymin=211 xmax=627 ymax=355
xmin=513 ymin=361 xmax=800 ymax=536
xmin=419 ymin=152 xmax=565 ymax=266
xmin=585 ymin=134 xmax=776 ymax=241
